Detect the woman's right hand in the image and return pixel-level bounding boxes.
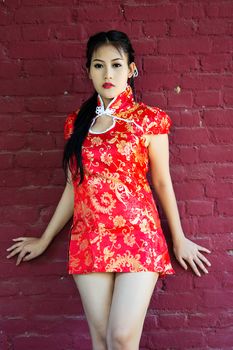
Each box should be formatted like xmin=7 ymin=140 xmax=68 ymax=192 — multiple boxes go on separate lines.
xmin=6 ymin=237 xmax=50 ymax=266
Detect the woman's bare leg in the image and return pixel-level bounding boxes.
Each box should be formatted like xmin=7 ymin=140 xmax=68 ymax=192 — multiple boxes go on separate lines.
xmin=107 ymin=272 xmax=159 ymax=350
xmin=73 ymin=272 xmax=115 ymax=350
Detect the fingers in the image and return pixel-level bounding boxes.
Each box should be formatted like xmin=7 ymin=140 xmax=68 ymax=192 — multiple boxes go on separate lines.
xmin=197 ymin=251 xmax=211 ymax=267
xmin=196 ymin=245 xmax=211 ymax=254
xmin=187 ymin=259 xmax=201 ymax=277
xmin=178 ymin=257 xmax=188 ymax=271
xmin=6 ymin=238 xmax=31 ymax=262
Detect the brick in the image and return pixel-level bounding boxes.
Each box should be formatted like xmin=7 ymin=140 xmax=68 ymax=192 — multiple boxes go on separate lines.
xmin=52 ymin=60 xmax=78 ymax=75
xmin=213 ymin=164 xmax=233 ymax=179
xmin=170 ymin=20 xmax=196 ymax=36
xmin=198 ymin=19 xmax=230 ymax=35
xmin=212 ymin=37 xmax=233 ymax=52
xmin=223 ymin=88 xmax=233 ymax=106
xmin=194 ymin=91 xmax=221 ymax=107
xmin=0 ymin=77 xmax=72 ymax=96
xmin=133 ymin=39 xmax=157 ymax=55
xmin=15 ymin=7 xmax=70 ymax=24
xmin=0 ymin=332 xmax=8 ymax=350
xmin=143 ymin=22 xmax=168 ymax=37
xmin=55 ymin=94 xmax=82 ymax=113
xmin=198 ymin=217 xmax=233 ymax=234
xmin=200 ymin=54 xmax=231 ymax=72
xmin=210 ymin=234 xmax=233 ymax=251
xmin=22 ymin=0 xmax=73 ymax=4
xmin=203 ymin=109 xmax=233 ymax=127
xmin=140 ymin=73 xmax=181 ymax=90
xmin=54 ymin=24 xmax=87 ymax=40
xmin=62 ymin=43 xmax=86 ymax=58
xmin=205 ymin=3 xmax=219 ymax=17
xmin=0 ymin=97 xmax=24 ymax=113
xmin=179 ymin=110 xmax=202 ymax=127
xmin=141 ymin=330 xmax=205 ymax=349
xmin=0 ymin=134 xmax=27 ymax=151
xmin=8 ymin=42 xmax=61 ymax=59
xmin=201 ymin=291 xmax=233 ymax=309
xmin=15 ymin=150 xmax=62 ymax=169
xmin=168 ymin=91 xmax=193 ymax=108
xmin=217 ymin=199 xmax=233 ymax=215
xmin=219 ymin=3 xmax=233 ymax=18
xmin=124 ymin=4 xmax=178 ymax=20
xmin=179 ymin=3 xmax=205 ymax=18
xmin=0 ymin=116 xmax=12 ymax=131
xmin=13 ymin=334 xmax=73 ymax=350
xmin=199 ymin=145 xmax=233 ymax=162
xmin=206 ymin=182 xmax=232 ymax=199
xmin=185 ymin=164 xmax=213 ymax=180
xmin=181 ymin=73 xmax=223 ymax=89
xmin=25 ymin=98 xmax=56 ymax=112
xmin=0 ymin=169 xmax=52 ymax=187
xmin=0 ymin=61 xmax=21 ymax=79
xmin=187 ymin=312 xmax=219 ymax=328
xmin=23 ymin=60 xmax=52 ymax=76
xmin=158 ymin=37 xmax=212 ymax=54
xmin=172 ymin=56 xmax=198 ymax=72
xmin=175 ymin=146 xmax=200 ymax=164
xmin=0 ymin=8 xmax=14 ymax=25
xmin=158 ymin=313 xmax=186 ymax=329
xmin=173 ymin=182 xmax=204 ymax=200
xmin=143 ymin=56 xmax=170 ymax=73
xmin=73 ymin=5 xmax=121 ymax=21
xmin=22 ymin=24 xmax=51 ymax=41
xmin=209 ymin=127 xmax=233 ymax=144
xmin=0 ymin=153 xmax=13 ymax=169
xmin=187 ymin=201 xmax=214 ymax=216
xmin=0 ymin=206 xmax=39 ymax=224
xmin=141 ymin=92 xmax=167 ymax=109
xmin=0 ymin=25 xmax=21 ymax=41
xmin=173 ymin=128 xmax=209 ymax=145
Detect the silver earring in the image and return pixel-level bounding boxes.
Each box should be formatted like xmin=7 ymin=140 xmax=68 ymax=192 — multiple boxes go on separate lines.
xmin=133 ymin=67 xmax=138 ymax=78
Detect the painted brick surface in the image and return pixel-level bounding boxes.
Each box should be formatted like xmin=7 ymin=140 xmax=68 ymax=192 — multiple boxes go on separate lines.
xmin=0 ymin=1 xmax=232 ymax=349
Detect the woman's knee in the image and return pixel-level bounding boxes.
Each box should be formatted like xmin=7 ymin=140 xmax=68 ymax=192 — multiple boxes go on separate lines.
xmin=106 ymin=325 xmax=138 ymax=350
xmin=90 ymin=324 xmax=108 ymax=350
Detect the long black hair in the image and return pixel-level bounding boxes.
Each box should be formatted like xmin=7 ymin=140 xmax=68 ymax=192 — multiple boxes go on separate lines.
xmin=63 ymin=30 xmax=137 ymax=184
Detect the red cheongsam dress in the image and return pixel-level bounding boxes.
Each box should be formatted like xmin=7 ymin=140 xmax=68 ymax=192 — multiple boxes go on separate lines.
xmin=64 ymin=84 xmax=175 ymax=277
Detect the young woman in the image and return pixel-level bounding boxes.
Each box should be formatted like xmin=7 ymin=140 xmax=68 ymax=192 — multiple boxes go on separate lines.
xmin=6 ymin=31 xmax=211 ymax=350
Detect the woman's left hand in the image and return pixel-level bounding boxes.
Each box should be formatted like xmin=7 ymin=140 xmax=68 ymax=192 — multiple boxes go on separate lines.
xmin=173 ymin=236 xmax=211 ymax=277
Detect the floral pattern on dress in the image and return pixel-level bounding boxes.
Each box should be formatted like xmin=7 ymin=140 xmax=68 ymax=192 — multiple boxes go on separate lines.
xmin=64 ymin=84 xmax=175 ymax=277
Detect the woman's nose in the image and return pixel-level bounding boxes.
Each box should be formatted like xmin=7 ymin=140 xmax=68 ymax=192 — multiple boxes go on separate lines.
xmin=104 ymin=66 xmax=113 ymax=80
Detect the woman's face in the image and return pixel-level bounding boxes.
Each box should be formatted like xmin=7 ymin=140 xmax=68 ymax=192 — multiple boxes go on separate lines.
xmin=88 ymin=44 xmax=135 ymax=108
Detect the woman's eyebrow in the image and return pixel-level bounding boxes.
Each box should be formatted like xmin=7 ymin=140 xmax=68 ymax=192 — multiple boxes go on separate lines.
xmin=92 ymin=58 xmax=124 ymax=62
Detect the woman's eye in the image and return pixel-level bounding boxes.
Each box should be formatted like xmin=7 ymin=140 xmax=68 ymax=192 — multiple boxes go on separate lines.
xmin=94 ymin=63 xmax=103 ymax=68
xmin=113 ymin=63 xmax=122 ymax=68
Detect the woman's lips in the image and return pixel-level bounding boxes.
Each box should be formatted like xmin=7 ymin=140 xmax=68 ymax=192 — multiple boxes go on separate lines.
xmin=102 ymin=83 xmax=115 ymax=89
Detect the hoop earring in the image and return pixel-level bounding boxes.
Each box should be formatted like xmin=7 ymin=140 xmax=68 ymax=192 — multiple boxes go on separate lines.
xmin=133 ymin=67 xmax=138 ymax=78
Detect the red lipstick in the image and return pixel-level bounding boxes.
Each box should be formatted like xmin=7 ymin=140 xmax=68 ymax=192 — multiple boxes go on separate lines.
xmin=102 ymin=82 xmax=115 ymax=89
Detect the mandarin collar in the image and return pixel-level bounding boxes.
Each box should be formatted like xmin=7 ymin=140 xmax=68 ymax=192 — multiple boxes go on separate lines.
xmin=95 ymin=84 xmax=135 ymax=117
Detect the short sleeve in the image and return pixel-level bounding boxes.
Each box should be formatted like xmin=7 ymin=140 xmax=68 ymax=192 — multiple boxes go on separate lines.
xmin=143 ymin=107 xmax=172 ymax=135
xmin=64 ymin=110 xmax=79 ymax=140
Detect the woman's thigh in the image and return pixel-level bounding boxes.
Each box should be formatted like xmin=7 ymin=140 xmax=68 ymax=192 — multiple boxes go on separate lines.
xmin=107 ymin=272 xmax=159 ymax=346
xmin=73 ymin=272 xmax=115 ymax=338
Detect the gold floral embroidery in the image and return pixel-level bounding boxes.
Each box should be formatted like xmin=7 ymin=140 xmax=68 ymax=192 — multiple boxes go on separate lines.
xmin=65 ymin=85 xmax=175 ymax=277
xmin=113 ymin=215 xmax=126 ymax=228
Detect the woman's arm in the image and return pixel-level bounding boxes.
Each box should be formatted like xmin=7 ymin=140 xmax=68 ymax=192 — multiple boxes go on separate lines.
xmin=147 ymin=134 xmax=211 ymax=276
xmin=6 ymin=170 xmax=74 ymax=265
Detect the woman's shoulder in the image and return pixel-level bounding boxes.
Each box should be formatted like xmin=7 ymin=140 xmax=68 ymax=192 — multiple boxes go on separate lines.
xmin=64 ymin=109 xmax=80 ymax=140
xmin=135 ymin=102 xmax=172 ymax=135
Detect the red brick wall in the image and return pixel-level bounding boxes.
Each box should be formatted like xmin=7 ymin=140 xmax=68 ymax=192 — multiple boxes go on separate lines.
xmin=1 ymin=1 xmax=233 ymax=349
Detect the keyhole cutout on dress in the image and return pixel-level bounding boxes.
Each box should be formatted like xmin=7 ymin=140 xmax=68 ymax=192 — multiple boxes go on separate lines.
xmin=89 ymin=114 xmax=116 ymax=134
